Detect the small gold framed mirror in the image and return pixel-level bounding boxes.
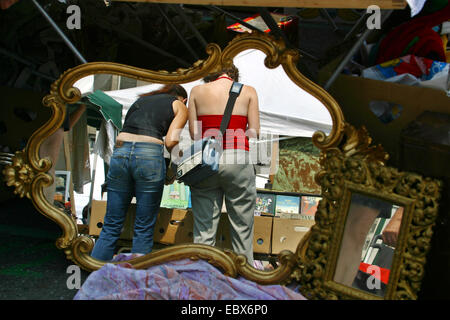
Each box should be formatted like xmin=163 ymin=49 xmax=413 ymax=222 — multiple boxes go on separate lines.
xmin=297 ymin=126 xmax=442 ymax=299
xmin=3 ymin=32 xmax=345 ymax=284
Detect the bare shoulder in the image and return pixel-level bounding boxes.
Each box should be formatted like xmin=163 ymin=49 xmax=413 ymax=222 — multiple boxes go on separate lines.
xmin=172 ymin=99 xmax=188 ymax=114
xmin=191 ymin=84 xmax=200 ymax=92
xmin=242 ymin=84 xmax=257 ymax=96
xmin=190 ymin=83 xmax=205 ymax=95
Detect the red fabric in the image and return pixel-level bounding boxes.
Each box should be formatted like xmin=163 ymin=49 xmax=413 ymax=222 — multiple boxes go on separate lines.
xmin=359 ymin=262 xmax=390 ymax=285
xmin=393 ymin=55 xmax=434 ymax=78
xmin=215 ymin=76 xmax=233 ymax=81
xmin=197 ymin=115 xmax=249 ymax=151
xmin=376 ymin=3 xmax=450 ymax=64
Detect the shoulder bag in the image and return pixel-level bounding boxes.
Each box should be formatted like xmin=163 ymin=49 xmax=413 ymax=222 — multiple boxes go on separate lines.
xmin=175 ymin=82 xmax=243 ymax=186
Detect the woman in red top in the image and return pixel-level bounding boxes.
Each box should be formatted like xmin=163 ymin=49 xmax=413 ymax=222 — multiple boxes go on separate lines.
xmin=187 ymin=65 xmax=260 ymax=266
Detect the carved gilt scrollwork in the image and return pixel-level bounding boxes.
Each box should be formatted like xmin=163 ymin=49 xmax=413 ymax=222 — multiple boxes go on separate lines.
xmin=3 ymin=151 xmax=35 ymax=199
xmin=297 ymin=123 xmax=441 ymax=300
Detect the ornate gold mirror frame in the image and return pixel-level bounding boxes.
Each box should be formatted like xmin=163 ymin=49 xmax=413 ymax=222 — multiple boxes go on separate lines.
xmin=3 ymin=32 xmax=344 ymax=284
xmin=296 ymin=126 xmax=442 ymax=299
xmin=4 ymin=31 xmax=440 ymax=297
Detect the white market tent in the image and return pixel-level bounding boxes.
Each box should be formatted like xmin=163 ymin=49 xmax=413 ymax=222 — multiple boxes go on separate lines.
xmin=74 ymin=49 xmax=333 ymax=145
xmin=101 ymin=49 xmax=333 ymax=139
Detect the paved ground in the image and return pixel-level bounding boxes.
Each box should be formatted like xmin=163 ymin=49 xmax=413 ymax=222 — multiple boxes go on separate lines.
xmin=0 ymin=198 xmax=90 ymax=300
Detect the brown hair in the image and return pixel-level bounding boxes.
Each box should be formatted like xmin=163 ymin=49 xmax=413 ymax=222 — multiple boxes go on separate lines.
xmin=203 ymin=64 xmax=240 ymax=83
xmin=139 ymin=84 xmax=188 ymax=99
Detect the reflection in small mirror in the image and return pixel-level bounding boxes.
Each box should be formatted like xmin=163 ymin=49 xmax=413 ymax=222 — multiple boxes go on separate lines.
xmin=334 ymin=193 xmax=404 ymax=297
xmin=39 ymin=50 xmax=333 ymax=263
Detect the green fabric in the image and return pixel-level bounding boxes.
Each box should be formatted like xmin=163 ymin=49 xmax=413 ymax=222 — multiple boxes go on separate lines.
xmin=82 ymin=90 xmax=123 ymax=130
xmin=85 ymin=108 xmax=102 ymax=130
xmin=401 ymin=36 xmax=420 ymax=56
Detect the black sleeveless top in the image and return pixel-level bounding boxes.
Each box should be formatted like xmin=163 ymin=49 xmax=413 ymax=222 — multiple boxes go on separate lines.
xmin=121 ymin=93 xmax=176 ymax=140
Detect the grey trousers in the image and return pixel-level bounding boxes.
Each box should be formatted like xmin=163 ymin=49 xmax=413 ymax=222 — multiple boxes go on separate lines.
xmin=190 ymin=149 xmax=256 ymax=265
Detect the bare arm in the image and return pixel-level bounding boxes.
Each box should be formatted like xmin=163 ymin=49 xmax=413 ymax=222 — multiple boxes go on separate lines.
xmin=187 ymin=86 xmax=201 ymax=140
xmin=165 ymin=100 xmax=188 ymax=151
xmin=382 ymin=206 xmax=404 ymax=247
xmin=246 ymin=86 xmax=260 ymax=139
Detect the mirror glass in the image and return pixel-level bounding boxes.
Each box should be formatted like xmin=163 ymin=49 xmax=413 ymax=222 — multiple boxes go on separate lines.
xmin=38 ymin=49 xmax=333 ymax=262
xmin=334 ymin=193 xmax=404 ymax=297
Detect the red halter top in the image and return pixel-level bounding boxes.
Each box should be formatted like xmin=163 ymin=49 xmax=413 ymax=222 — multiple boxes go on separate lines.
xmin=197 ymin=115 xmax=249 ymax=151
xmin=197 ymin=75 xmax=249 ymax=151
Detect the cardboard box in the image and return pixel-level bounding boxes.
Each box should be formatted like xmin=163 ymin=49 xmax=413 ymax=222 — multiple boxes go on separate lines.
xmin=155 ymin=210 xmax=235 ymax=247
xmin=154 ymin=208 xmax=194 ymax=245
xmin=327 ymin=75 xmax=450 ymax=168
xmin=400 ymin=111 xmax=450 ymax=179
xmin=89 ymin=202 xmax=274 ymax=254
xmin=253 ymin=216 xmax=273 ymax=254
xmin=271 ymin=218 xmax=315 ymax=254
xmin=215 ymin=214 xmax=273 ymax=254
xmin=89 ymin=203 xmax=195 ymax=245
xmin=88 ymin=200 xmax=135 ymax=240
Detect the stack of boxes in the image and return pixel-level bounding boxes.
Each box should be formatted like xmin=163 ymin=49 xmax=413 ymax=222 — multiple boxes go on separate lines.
xmin=88 ymin=189 xmax=321 ymax=256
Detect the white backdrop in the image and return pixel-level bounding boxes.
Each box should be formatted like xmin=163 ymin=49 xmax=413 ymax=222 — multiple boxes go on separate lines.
xmin=101 ymin=49 xmax=333 ymax=138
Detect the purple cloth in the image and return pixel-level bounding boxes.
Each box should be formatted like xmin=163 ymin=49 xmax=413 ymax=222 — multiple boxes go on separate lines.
xmin=74 ymin=256 xmax=306 ymax=300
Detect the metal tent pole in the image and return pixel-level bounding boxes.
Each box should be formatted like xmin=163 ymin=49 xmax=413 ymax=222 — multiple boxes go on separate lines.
xmin=172 ymin=4 xmax=208 ymax=49
xmin=104 ymin=23 xmax=191 ymax=67
xmin=323 ymin=10 xmax=393 ymax=91
xmin=343 ymin=11 xmax=369 ymax=42
xmin=157 ymin=4 xmax=200 ymax=61
xmin=86 ymin=151 xmax=98 ymax=226
xmin=319 ymin=9 xmax=339 ymax=33
xmin=31 ymin=0 xmax=87 ymax=64
xmin=258 ymin=7 xmax=292 ymax=47
xmin=257 ymin=7 xmax=319 ymax=61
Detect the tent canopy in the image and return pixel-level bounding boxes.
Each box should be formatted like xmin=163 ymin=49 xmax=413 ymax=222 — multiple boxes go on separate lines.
xmin=75 ymin=49 xmax=333 ymax=138
xmin=83 ymin=90 xmax=123 ymax=130
xmin=74 ymin=89 xmax=123 ymax=131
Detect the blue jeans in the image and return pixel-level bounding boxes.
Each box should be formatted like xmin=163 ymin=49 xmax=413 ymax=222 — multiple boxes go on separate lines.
xmin=91 ymin=141 xmax=165 ymax=261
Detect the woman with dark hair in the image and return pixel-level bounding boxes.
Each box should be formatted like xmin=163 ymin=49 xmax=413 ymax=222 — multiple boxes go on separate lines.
xmin=202 ymin=65 xmax=240 ymax=84
xmin=187 ymin=65 xmax=260 ymax=266
xmin=91 ymin=84 xmax=188 ymax=261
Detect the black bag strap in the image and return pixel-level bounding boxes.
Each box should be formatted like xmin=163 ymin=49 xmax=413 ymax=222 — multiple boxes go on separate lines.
xmin=219 ymin=82 xmax=243 ymax=136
